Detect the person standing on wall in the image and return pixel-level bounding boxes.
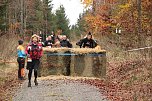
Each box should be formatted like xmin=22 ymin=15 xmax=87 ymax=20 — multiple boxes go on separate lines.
xmin=25 ymin=34 xmax=43 ymax=87
xmin=17 ymin=40 xmax=26 ymax=80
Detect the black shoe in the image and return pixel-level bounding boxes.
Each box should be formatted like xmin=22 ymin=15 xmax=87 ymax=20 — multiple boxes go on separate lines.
xmin=18 ymin=77 xmax=24 ymax=80
xmin=34 ymin=79 xmax=38 ymax=86
xmin=28 ymin=82 xmax=31 ymax=87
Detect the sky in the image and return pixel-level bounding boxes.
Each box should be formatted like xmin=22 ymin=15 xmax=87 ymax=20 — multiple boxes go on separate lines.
xmin=51 ymin=0 xmax=85 ymax=25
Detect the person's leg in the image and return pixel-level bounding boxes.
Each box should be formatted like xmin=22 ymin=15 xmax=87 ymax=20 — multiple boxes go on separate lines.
xmin=20 ymin=58 xmax=25 ymax=79
xmin=28 ymin=69 xmax=32 ymax=82
xmin=17 ymin=58 xmax=22 ymax=79
xmin=28 ymin=66 xmax=33 ymax=87
xmin=34 ymin=70 xmax=38 ymax=80
xmin=34 ymin=70 xmax=38 ymax=86
xmin=38 ymin=61 xmax=41 ymax=77
xmin=33 ymin=59 xmax=40 ymax=86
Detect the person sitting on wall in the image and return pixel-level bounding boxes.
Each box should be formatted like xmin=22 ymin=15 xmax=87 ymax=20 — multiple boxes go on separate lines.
xmin=76 ymin=32 xmax=97 ymax=48
xmin=43 ymin=37 xmax=48 ymax=47
xmin=44 ymin=36 xmax=53 ymax=48
xmin=60 ymin=35 xmax=72 ymax=48
xmin=51 ymin=31 xmax=56 ymax=44
xmin=52 ymin=38 xmax=61 ymax=48
xmin=39 ymin=36 xmax=45 ymax=47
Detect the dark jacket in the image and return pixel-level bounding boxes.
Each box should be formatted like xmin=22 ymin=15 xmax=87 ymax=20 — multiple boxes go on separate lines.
xmin=60 ymin=40 xmax=72 ymax=48
xmin=51 ymin=35 xmax=56 ymax=44
xmin=44 ymin=40 xmax=53 ymax=47
xmin=77 ymin=38 xmax=97 ymax=48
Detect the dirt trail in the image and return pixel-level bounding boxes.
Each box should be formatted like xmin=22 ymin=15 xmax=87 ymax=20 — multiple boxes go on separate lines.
xmin=13 ymin=76 xmax=108 ymax=101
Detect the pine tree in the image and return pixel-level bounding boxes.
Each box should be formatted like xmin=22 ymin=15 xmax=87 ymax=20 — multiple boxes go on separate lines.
xmin=42 ymin=0 xmax=53 ymax=35
xmin=55 ymin=5 xmax=70 ymax=36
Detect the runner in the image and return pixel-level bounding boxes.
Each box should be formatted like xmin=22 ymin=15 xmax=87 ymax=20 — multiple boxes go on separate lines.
xmin=25 ymin=34 xmax=43 ymax=87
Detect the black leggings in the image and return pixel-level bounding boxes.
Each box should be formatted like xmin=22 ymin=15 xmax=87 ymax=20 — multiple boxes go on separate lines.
xmin=28 ymin=59 xmax=40 ymax=82
xmin=17 ymin=57 xmax=25 ymax=78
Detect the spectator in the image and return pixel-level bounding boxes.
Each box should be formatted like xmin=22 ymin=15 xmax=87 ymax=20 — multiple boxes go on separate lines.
xmin=52 ymin=39 xmax=61 ymax=48
xmin=44 ymin=36 xmax=53 ymax=48
xmin=60 ymin=35 xmax=72 ymax=48
xmin=76 ymin=32 xmax=97 ymax=48
xmin=51 ymin=31 xmax=56 ymax=44
xmin=17 ymin=40 xmax=26 ymax=80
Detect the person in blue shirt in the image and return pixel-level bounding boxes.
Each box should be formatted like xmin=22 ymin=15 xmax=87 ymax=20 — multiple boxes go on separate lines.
xmin=17 ymin=40 xmax=26 ymax=80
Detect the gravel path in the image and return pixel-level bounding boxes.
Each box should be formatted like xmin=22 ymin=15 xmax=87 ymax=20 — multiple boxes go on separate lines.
xmin=13 ymin=76 xmax=108 ymax=101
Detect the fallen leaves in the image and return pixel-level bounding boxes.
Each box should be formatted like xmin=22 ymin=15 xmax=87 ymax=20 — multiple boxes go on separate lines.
xmin=0 ymin=64 xmax=24 ymax=101
xmin=106 ymin=59 xmax=152 ymax=101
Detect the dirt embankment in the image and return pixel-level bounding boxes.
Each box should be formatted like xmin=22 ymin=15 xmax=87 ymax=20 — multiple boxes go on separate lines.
xmin=0 ymin=62 xmax=24 ymax=101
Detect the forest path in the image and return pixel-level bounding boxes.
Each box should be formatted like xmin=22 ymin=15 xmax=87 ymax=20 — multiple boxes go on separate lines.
xmin=13 ymin=76 xmax=108 ymax=101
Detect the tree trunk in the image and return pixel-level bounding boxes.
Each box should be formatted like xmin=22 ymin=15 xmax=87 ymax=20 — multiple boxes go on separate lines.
xmin=23 ymin=0 xmax=26 ymax=35
xmin=137 ymin=0 xmax=145 ymax=48
xmin=20 ymin=0 xmax=24 ymax=38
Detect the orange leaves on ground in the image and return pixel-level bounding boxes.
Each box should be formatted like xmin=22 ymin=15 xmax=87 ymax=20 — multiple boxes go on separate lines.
xmin=0 ymin=69 xmax=23 ymax=101
xmin=107 ymin=60 xmax=152 ymax=101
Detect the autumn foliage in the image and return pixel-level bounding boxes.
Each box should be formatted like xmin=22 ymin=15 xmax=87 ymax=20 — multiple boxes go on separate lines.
xmin=81 ymin=0 xmax=117 ymax=34
xmin=80 ymin=0 xmax=152 ymax=101
xmin=81 ymin=0 xmax=152 ymax=49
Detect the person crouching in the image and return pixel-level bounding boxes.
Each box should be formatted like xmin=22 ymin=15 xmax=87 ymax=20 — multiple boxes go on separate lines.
xmin=25 ymin=34 xmax=43 ymax=87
